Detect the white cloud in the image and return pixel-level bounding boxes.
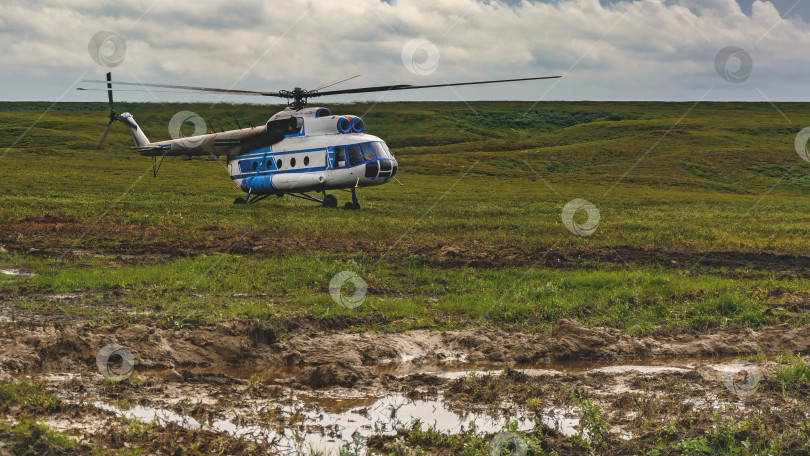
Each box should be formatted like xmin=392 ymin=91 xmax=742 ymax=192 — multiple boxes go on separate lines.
xmin=0 ymin=0 xmax=807 ymax=102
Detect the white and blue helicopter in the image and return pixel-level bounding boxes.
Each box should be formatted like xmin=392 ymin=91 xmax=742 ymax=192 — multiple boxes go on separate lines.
xmin=78 ymin=73 xmax=560 ymax=209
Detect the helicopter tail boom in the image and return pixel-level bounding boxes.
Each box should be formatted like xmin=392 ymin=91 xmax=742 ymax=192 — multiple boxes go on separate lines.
xmin=117 ymin=113 xmax=150 ymax=147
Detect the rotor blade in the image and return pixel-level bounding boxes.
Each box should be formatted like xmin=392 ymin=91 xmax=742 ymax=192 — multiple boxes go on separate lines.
xmin=309 ymin=75 xmax=562 ymax=97
xmin=78 ymin=87 xmax=269 ymax=96
xmin=81 ymin=79 xmax=281 ymax=97
xmin=310 ymin=74 xmax=361 ymax=92
xmin=98 ymin=121 xmax=114 ymax=150
xmin=105 ymin=72 xmax=114 ymax=112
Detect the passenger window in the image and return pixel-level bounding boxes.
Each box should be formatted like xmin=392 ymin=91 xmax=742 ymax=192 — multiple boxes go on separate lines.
xmin=304 ymin=156 xmax=310 ymax=166
xmin=348 ymin=144 xmax=362 ymax=166
xmin=291 ymin=157 xmax=296 ymax=167
xmin=276 ymin=159 xmax=282 ymax=169
xmin=360 ymin=143 xmax=376 ymax=161
xmin=252 ymin=161 xmax=258 ymax=171
xmin=335 ymin=146 xmax=346 ymax=167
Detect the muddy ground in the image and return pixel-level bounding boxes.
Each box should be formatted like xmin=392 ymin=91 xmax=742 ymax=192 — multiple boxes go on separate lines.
xmin=0 ymin=318 xmax=809 ymax=454
xmin=2 ymin=215 xmax=810 ymax=454
xmin=3 ymin=214 xmax=810 ymax=276
xmin=1 ymin=318 xmax=809 ymax=374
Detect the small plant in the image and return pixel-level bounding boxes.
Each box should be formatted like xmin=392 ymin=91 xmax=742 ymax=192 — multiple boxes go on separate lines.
xmin=466 ymin=361 xmax=480 ymax=384
xmin=674 ymin=410 xmax=750 ymax=455
xmin=384 ymin=436 xmax=424 ymax=455
xmin=340 ymin=431 xmax=365 ymax=456
xmin=570 ymin=390 xmax=609 ymax=451
xmin=675 ymin=434 xmax=712 ymax=454
xmin=125 ymin=416 xmax=152 ymax=441
xmin=776 ymin=354 xmax=810 ymax=384
xmin=490 ymin=420 xmax=544 ymax=456
xmin=526 ymin=397 xmax=543 ymax=411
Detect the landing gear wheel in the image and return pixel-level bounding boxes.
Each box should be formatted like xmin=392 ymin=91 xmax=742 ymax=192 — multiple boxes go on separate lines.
xmin=233 ymin=197 xmax=247 ymax=205
xmin=322 ymin=194 xmax=338 ymax=208
xmin=346 ymin=187 xmax=360 ymax=210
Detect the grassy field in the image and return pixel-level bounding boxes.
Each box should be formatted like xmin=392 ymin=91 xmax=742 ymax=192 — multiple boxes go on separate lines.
xmin=1 ymin=100 xmax=810 ymax=335
xmin=2 ymin=101 xmax=810 ymax=455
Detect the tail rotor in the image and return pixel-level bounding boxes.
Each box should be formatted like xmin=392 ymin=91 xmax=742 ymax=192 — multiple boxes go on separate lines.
xmin=98 ymin=72 xmax=119 ymax=150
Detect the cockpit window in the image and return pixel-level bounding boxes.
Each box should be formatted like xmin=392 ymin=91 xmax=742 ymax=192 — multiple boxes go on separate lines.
xmin=334 ymin=146 xmax=346 ymax=167
xmin=347 ymin=144 xmax=363 ymax=166
xmin=372 ymin=142 xmax=389 ymax=159
xmin=360 ymin=143 xmax=377 ymax=161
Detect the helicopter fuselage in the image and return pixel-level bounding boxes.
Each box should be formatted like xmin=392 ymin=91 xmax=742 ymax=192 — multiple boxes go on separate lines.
xmin=134 ymin=106 xmax=398 ymax=199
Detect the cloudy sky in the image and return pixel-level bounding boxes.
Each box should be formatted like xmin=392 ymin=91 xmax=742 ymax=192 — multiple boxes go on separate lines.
xmin=1 ymin=0 xmax=807 ymax=103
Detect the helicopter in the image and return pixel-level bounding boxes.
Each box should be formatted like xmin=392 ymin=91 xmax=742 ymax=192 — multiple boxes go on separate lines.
xmin=77 ymin=73 xmax=561 ymax=209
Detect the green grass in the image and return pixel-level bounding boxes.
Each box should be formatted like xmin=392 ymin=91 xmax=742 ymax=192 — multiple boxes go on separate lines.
xmin=1 ymin=252 xmax=808 ymax=332
xmin=3 ymin=419 xmax=82 ymax=454
xmin=0 ymin=380 xmax=63 ymax=414
xmin=1 ymin=100 xmax=810 ymax=333
xmin=775 ymin=354 xmax=810 ymax=384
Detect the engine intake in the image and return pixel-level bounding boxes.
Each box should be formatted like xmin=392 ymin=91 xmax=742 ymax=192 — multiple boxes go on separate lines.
xmin=351 ymin=117 xmax=364 ymax=133
xmin=337 ymin=117 xmax=352 ymax=134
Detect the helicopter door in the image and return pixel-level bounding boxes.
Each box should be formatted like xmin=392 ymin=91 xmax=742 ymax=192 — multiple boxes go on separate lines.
xmin=334 ymin=146 xmax=347 ymax=168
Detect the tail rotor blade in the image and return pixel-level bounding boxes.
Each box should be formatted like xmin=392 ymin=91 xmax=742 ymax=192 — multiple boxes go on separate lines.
xmin=105 ymin=72 xmax=114 ymax=113
xmin=98 ymin=121 xmax=113 ymax=150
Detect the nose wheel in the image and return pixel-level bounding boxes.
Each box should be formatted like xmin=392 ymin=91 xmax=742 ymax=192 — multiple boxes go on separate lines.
xmin=343 ymin=188 xmax=360 ymax=210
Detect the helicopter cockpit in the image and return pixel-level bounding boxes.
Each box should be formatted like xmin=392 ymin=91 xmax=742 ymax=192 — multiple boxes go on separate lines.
xmin=333 ymin=141 xmax=398 ymax=180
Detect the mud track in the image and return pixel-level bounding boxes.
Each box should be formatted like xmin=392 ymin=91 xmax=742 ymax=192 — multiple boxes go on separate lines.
xmin=3 ymin=214 xmax=810 ymax=275
xmin=2 ymin=318 xmax=809 ymax=374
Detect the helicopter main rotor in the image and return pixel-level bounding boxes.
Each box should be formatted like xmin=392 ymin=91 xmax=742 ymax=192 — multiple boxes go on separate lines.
xmin=78 ymin=74 xmax=562 ymax=110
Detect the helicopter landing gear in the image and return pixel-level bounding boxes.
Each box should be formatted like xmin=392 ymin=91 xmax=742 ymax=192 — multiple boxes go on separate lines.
xmin=343 ymin=188 xmax=360 ymax=210
xmin=322 ymin=193 xmax=338 ymax=208
xmin=233 ymin=193 xmax=268 ymax=205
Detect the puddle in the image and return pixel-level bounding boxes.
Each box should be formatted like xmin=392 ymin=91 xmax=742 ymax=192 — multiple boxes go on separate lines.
xmin=589 ymin=365 xmax=691 ymax=375
xmin=538 ymin=406 xmax=580 ymax=437
xmin=44 ymin=356 xmax=757 ymax=454
xmin=188 ymin=357 xmax=732 ymax=385
xmin=0 ymin=268 xmax=35 ymax=277
xmin=93 ymin=393 xmax=536 ymax=455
